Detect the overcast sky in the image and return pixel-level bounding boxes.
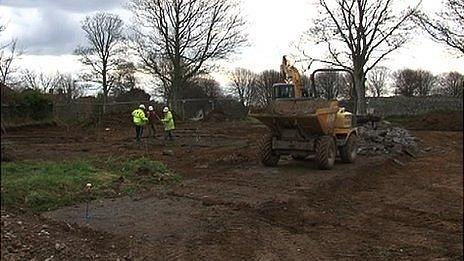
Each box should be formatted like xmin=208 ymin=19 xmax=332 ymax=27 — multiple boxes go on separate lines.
xmin=0 ymin=0 xmax=463 ymax=92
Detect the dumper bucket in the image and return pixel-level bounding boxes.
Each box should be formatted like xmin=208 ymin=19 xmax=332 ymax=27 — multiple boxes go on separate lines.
xmin=250 ymin=99 xmax=339 ymax=135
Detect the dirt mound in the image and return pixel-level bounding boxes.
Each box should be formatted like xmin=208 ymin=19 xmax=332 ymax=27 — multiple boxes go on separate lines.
xmin=408 ymin=111 xmax=463 ymax=131
xmin=94 ymin=112 xmax=132 ymax=128
xmin=203 ymin=109 xmax=228 ymax=122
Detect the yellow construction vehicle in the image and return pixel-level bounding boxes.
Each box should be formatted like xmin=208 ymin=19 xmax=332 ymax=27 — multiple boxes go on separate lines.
xmin=279 ymin=55 xmax=305 ymax=98
xmin=250 ymin=56 xmax=358 ymax=170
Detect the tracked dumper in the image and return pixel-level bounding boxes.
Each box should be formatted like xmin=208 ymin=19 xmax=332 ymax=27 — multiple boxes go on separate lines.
xmin=251 ymin=60 xmax=358 ymax=170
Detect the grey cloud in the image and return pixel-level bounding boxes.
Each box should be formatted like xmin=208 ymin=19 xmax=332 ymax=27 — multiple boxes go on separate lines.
xmin=16 ymin=8 xmax=84 ymax=55
xmin=1 ymin=0 xmax=126 ymax=13
xmin=2 ymin=1 xmax=129 ymax=55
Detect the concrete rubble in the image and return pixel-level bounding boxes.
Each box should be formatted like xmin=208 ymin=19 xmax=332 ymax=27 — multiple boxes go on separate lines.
xmin=357 ymin=125 xmax=419 ymax=156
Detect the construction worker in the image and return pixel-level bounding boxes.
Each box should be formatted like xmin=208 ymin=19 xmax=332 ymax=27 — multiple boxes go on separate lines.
xmin=146 ymin=105 xmax=158 ymax=138
xmin=161 ymin=106 xmax=175 ymax=141
xmin=132 ymin=104 xmax=148 ymax=142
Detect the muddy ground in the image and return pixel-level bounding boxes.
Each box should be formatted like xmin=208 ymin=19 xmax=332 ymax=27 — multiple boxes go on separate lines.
xmin=1 ymin=119 xmax=463 ymax=260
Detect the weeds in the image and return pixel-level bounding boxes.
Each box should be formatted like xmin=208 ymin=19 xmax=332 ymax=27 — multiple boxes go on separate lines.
xmin=102 ymin=156 xmax=180 ymax=183
xmin=1 ymin=158 xmax=179 ymax=212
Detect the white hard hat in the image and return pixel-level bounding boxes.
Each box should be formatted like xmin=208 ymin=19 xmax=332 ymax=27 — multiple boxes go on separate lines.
xmin=163 ymin=106 xmax=169 ymax=113
xmin=139 ymin=104 xmax=146 ymax=109
xmin=148 ymin=106 xmax=154 ymax=111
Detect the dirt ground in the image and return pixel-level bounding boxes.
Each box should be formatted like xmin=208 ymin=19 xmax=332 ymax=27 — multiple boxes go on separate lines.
xmin=398 ymin=111 xmax=463 ymax=131
xmin=1 ymin=118 xmax=463 ymax=260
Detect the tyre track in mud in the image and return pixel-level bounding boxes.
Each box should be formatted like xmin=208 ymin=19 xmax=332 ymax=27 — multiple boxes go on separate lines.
xmin=157 ymin=132 xmax=462 ymax=259
xmin=3 ymin=121 xmax=462 ymax=260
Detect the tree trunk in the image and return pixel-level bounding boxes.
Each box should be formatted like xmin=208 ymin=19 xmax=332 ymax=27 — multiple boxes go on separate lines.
xmin=171 ymin=77 xmax=180 ymax=112
xmin=240 ymin=97 xmax=246 ymax=109
xmin=102 ymin=70 xmax=108 ymax=115
xmin=353 ymin=68 xmax=366 ymax=115
xmin=1 ymin=75 xmax=6 ymax=85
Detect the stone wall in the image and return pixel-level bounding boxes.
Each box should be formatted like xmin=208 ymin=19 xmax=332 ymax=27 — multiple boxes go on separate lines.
xmin=364 ymin=96 xmax=463 ymax=116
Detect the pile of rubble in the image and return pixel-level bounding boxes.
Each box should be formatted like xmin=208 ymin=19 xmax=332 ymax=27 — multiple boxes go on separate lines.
xmin=357 ymin=125 xmax=418 ymax=156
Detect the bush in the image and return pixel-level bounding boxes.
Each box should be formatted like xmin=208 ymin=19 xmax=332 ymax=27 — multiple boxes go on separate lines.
xmin=18 ymin=89 xmax=53 ymax=120
xmin=2 ymin=89 xmax=53 ymax=122
xmin=115 ymin=88 xmax=151 ymax=102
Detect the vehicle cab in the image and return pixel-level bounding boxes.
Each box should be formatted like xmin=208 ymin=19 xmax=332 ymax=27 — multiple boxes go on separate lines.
xmin=272 ymin=83 xmax=309 ymax=99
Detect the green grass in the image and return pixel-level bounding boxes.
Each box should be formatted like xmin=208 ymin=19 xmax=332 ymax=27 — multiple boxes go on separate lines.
xmin=1 ymin=157 xmax=179 ymax=212
xmin=242 ymin=116 xmax=263 ymax=124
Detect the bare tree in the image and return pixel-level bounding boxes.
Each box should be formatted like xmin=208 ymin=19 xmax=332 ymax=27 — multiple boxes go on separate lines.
xmin=300 ymin=0 xmax=417 ymax=114
xmin=301 ymin=74 xmax=311 ymax=95
xmin=129 ymin=0 xmax=247 ymax=109
xmin=367 ymin=66 xmax=389 ymax=97
xmin=415 ymin=70 xmax=436 ymax=96
xmin=393 ymin=69 xmax=416 ymax=96
xmin=313 ymin=70 xmax=350 ymax=100
xmin=194 ymin=76 xmax=222 ymax=99
xmin=254 ymin=70 xmax=281 ymax=107
xmin=0 ymin=39 xmax=22 ymax=85
xmin=315 ymin=72 xmax=340 ymax=100
xmin=0 ymin=23 xmax=8 ymax=50
xmin=39 ymin=72 xmax=59 ymax=93
xmin=229 ymin=68 xmax=257 ymax=108
xmin=19 ymin=69 xmax=39 ymax=89
xmin=75 ymin=12 xmax=124 ymax=112
xmin=55 ymin=73 xmax=86 ymax=102
xmin=19 ymin=69 xmax=58 ymax=92
xmin=413 ymin=0 xmax=464 ymax=56
xmin=147 ymin=59 xmax=174 ymax=101
xmin=1 ymin=22 xmax=10 ymax=133
xmin=111 ymin=61 xmax=137 ymax=96
xmin=393 ymin=69 xmax=435 ymax=96
xmin=180 ymin=76 xmax=222 ymax=99
xmin=436 ymin=71 xmax=464 ymax=97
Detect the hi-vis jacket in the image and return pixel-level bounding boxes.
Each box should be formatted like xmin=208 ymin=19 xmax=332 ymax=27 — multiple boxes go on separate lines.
xmin=161 ymin=111 xmax=175 ymax=131
xmin=132 ymin=108 xmax=148 ymax=126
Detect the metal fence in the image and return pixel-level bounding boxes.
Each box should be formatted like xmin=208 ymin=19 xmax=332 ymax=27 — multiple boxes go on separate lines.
xmin=1 ymin=97 xmax=248 ymax=128
xmin=52 ymin=100 xmax=164 ymax=124
xmin=175 ymin=98 xmax=247 ymax=120
xmin=1 ymin=104 xmax=54 ymax=126
xmin=3 ymin=95 xmax=462 ymax=129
